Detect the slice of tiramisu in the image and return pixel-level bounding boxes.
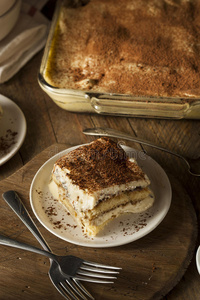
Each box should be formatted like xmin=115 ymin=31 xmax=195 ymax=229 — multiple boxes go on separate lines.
xmin=50 ymin=137 xmax=154 ymax=236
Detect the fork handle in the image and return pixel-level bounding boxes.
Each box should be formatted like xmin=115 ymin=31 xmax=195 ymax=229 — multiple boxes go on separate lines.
xmin=2 ymin=191 xmax=51 ymax=253
xmin=83 ymin=127 xmax=192 ymax=173
xmin=83 ymin=127 xmax=184 ymax=159
xmin=0 ymin=233 xmax=57 ymax=262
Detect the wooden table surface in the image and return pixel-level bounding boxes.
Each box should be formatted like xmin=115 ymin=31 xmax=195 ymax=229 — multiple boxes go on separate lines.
xmin=0 ymin=14 xmax=200 ymax=300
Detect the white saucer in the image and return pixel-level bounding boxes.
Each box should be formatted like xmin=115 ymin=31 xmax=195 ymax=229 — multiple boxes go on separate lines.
xmin=0 ymin=94 xmax=26 ymax=165
xmin=30 ymin=144 xmax=172 ymax=248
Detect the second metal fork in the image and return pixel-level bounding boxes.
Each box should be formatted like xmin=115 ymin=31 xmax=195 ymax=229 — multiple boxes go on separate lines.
xmin=2 ymin=190 xmax=121 ymax=300
xmin=83 ymin=127 xmax=200 ymax=177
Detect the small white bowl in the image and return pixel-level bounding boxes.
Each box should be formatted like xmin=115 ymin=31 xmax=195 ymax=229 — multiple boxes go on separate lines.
xmin=0 ymin=0 xmax=21 ymax=41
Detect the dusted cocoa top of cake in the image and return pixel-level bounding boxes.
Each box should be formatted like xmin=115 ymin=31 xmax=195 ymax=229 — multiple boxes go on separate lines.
xmin=54 ymin=137 xmax=147 ymax=192
xmin=45 ymin=0 xmax=200 ymax=98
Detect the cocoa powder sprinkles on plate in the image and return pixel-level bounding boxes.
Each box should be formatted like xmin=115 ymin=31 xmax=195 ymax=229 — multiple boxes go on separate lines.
xmin=0 ymin=95 xmax=26 ymax=165
xmin=0 ymin=129 xmax=18 ymax=157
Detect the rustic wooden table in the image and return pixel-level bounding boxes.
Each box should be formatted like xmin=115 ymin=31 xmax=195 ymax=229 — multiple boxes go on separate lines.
xmin=0 ymin=45 xmax=200 ymax=299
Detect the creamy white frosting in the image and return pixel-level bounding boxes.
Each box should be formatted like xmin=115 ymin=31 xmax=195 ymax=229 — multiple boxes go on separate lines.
xmin=88 ymin=194 xmax=154 ymax=227
xmin=53 ymin=161 xmax=150 ymax=212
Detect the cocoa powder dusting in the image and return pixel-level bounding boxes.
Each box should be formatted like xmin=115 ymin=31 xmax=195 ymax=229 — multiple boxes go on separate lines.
xmin=46 ymin=0 xmax=200 ymax=98
xmin=55 ymin=137 xmax=146 ymax=192
xmin=0 ymin=129 xmax=18 ymax=157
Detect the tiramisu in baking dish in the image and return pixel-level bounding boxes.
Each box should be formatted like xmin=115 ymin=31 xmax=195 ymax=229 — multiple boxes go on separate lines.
xmin=39 ymin=0 xmax=200 ymax=118
xmin=50 ymin=138 xmax=154 ymax=236
xmin=44 ymin=0 xmax=200 ymax=98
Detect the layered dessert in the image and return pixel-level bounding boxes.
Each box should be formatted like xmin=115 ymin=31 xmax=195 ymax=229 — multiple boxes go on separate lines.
xmin=50 ymin=138 xmax=154 ymax=236
xmin=44 ymin=0 xmax=200 ymax=98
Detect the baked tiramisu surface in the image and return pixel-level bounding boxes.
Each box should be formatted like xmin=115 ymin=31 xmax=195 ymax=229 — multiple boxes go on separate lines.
xmin=51 ymin=138 xmax=154 ymax=236
xmin=45 ymin=0 xmax=200 ymax=98
xmin=55 ymin=137 xmax=147 ymax=193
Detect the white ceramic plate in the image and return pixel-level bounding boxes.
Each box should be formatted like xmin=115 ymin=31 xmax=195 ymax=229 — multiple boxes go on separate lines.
xmin=196 ymin=246 xmax=200 ymax=274
xmin=30 ymin=144 xmax=172 ymax=248
xmin=0 ymin=94 xmax=26 ymax=166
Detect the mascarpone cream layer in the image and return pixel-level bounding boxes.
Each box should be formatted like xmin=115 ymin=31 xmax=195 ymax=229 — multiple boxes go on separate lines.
xmin=87 ymin=194 xmax=154 ymax=227
xmin=52 ymin=161 xmax=150 ymax=212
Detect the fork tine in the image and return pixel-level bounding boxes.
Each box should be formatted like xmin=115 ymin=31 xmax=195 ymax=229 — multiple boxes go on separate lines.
xmin=72 ymin=279 xmax=95 ymax=300
xmin=65 ymin=278 xmax=89 ymax=300
xmin=50 ymin=280 xmax=71 ymax=300
xmin=80 ymin=264 xmax=119 ymax=274
xmin=60 ymin=281 xmax=80 ymax=300
xmin=74 ymin=275 xmax=115 ymax=284
xmin=77 ymin=270 xmax=117 ymax=280
xmin=83 ymin=260 xmax=121 ymax=270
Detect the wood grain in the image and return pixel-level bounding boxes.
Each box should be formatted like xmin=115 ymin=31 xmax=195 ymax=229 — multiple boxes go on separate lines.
xmin=0 ymin=144 xmax=197 ymax=300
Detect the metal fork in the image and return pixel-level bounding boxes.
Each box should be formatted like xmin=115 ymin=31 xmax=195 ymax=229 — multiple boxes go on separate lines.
xmin=2 ymin=191 xmax=121 ymax=300
xmin=83 ymin=127 xmax=200 ymax=177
